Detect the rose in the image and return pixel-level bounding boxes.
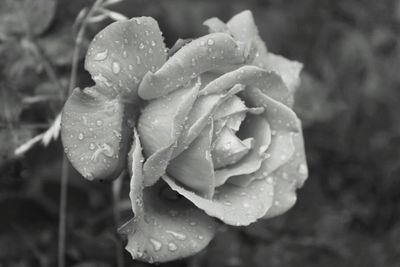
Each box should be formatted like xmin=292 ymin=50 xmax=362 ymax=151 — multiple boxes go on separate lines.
xmin=61 ymin=10 xmax=308 ymax=263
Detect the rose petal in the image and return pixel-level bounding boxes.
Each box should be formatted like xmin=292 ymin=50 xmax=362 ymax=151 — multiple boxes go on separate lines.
xmin=256 ymin=53 xmax=303 ymax=96
xmin=172 ymin=84 xmax=244 ymax=157
xmin=61 ymin=85 xmax=131 ymax=180
xmin=138 ymin=33 xmax=246 ymax=100
xmin=120 ymin=181 xmax=218 ymax=263
xmin=229 ymin=88 xmax=299 ymax=187
xmin=167 ymin=123 xmax=215 ymax=198
xmin=128 ymin=129 xmax=144 ymax=215
xmin=138 ymin=81 xmax=200 ymax=186
xmin=225 ymin=10 xmax=303 ymax=95
xmin=214 ymin=115 xmax=271 ymax=187
xmin=203 ymin=17 xmax=229 ymax=33
xmin=263 ymin=128 xmax=308 ymax=218
xmin=226 ymin=10 xmax=269 ymax=66
xmin=201 ymin=65 xmax=292 ymax=106
xmin=211 ymin=126 xmax=253 ymax=169
xmin=163 ymin=174 xmax=274 ymax=226
xmin=213 ymin=95 xmax=246 ymax=119
xmin=172 ymin=94 xmax=220 ymax=157
xmin=85 ymin=17 xmax=167 ymax=102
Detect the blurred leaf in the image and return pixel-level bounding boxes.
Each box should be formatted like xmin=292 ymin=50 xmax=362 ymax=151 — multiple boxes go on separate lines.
xmin=0 ymin=0 xmax=57 ymax=38
xmin=0 ymin=84 xmax=23 ymax=123
xmin=293 ymin=72 xmax=343 ymax=127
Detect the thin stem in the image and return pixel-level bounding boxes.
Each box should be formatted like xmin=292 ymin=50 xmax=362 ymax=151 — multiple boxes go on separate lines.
xmin=68 ymin=0 xmax=105 ymax=95
xmin=58 ymin=157 xmax=69 ymax=267
xmin=58 ymin=1 xmax=106 ymax=267
xmin=112 ymin=173 xmax=125 ymax=267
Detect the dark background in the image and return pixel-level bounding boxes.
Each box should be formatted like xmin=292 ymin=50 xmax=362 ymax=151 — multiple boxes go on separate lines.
xmin=1 ymin=0 xmax=400 ymax=266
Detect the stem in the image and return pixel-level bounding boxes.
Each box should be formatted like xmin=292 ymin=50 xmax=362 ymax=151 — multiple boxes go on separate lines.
xmin=57 ymin=157 xmax=69 ymax=267
xmin=112 ymin=173 xmax=125 ymax=267
xmin=58 ymin=1 xmax=106 ymax=267
xmin=67 ymin=0 xmax=105 ymax=96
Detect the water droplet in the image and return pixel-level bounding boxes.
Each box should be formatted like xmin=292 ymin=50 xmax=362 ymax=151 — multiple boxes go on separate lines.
xmin=168 ymin=242 xmax=177 ymax=251
xmin=139 ymin=43 xmax=145 ymax=50
xmin=166 ymin=230 xmax=186 ymax=240
xmin=112 ymin=62 xmax=121 ymax=74
xmin=96 ymin=120 xmax=103 ymax=126
xmin=123 ymin=51 xmax=127 ymax=58
xmin=298 ymin=163 xmax=308 ymax=175
xmin=128 ymin=64 xmax=133 ymax=70
xmin=94 ymin=49 xmax=108 ymax=61
xmin=78 ymin=133 xmax=84 ymax=140
xmin=207 ymin=38 xmax=214 ymax=46
xmin=151 ymin=40 xmax=156 ymax=47
xmin=198 ymin=235 xmax=204 ymax=240
xmin=136 ymin=56 xmax=141 ymax=64
xmin=149 ymin=238 xmax=162 ymax=251
xmin=189 ymin=221 xmax=197 ymax=226
xmin=89 ymin=143 xmax=96 ymax=150
xmin=266 ymin=177 xmax=274 ymax=184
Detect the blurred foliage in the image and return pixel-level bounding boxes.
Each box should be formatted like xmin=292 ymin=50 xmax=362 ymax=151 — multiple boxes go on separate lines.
xmin=0 ymin=0 xmax=400 ymax=266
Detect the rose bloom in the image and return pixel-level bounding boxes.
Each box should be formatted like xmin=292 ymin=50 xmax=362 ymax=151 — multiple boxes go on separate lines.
xmin=61 ymin=10 xmax=308 ymax=263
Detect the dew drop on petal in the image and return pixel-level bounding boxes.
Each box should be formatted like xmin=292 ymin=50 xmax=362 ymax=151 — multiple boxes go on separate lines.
xmin=207 ymin=38 xmax=214 ymax=46
xmin=149 ymin=238 xmax=162 ymax=251
xmin=96 ymin=120 xmax=103 ymax=126
xmin=89 ymin=143 xmax=96 ymax=150
xmin=94 ymin=49 xmax=108 ymax=61
xmin=298 ymin=163 xmax=308 ymax=175
xmin=112 ymin=62 xmax=121 ymax=74
xmin=166 ymin=230 xmax=186 ymax=240
xmin=168 ymin=242 xmax=177 ymax=252
xmin=78 ymin=133 xmax=84 ymax=140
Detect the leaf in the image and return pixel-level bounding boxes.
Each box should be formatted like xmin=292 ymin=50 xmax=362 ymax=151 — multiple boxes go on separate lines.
xmin=0 ymin=0 xmax=57 ymax=37
xmin=61 ymin=85 xmax=132 ymax=180
xmin=163 ymin=174 xmax=274 ymax=226
xmin=85 ymin=16 xmax=167 ymax=102
xmin=167 ymin=123 xmax=215 ymax=198
xmin=138 ymin=81 xmax=200 ymax=187
xmin=138 ymin=33 xmax=246 ymax=100
xmin=0 ymin=84 xmax=22 ymax=123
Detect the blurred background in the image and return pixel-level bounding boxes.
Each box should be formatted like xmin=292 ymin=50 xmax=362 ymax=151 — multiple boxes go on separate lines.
xmin=1 ymin=0 xmax=400 ymax=266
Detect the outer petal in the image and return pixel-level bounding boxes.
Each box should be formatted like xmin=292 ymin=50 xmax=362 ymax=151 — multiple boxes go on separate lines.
xmin=263 ymin=128 xmax=308 ymax=218
xmin=226 ymin=10 xmax=302 ymax=95
xmin=167 ymin=123 xmax=215 ymax=198
xmin=121 ymin=142 xmax=218 ymax=263
xmin=138 ymin=81 xmax=200 ymax=186
xmin=85 ymin=17 xmax=167 ymax=101
xmin=201 ymin=65 xmax=292 ymax=106
xmin=163 ymin=175 xmax=274 ymax=226
xmin=255 ymin=53 xmax=303 ymax=96
xmin=138 ymin=33 xmax=246 ymax=100
xmin=61 ymin=85 xmax=131 ymax=180
xmin=120 ymin=182 xmax=218 ymax=263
